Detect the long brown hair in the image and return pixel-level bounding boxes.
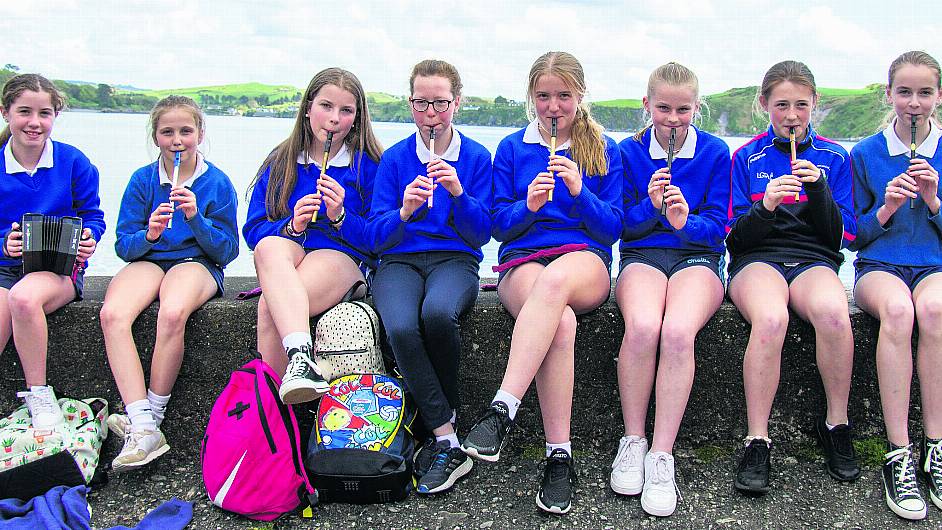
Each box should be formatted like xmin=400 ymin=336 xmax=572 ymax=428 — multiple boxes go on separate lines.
xmin=250 ymin=68 xmax=383 ymax=219
xmin=526 ymin=51 xmax=608 ymax=176
xmin=0 ymin=74 xmax=66 ymax=147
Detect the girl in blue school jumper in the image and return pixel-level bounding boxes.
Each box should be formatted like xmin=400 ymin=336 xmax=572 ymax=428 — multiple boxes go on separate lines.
xmin=0 ymin=74 xmax=104 ymax=431
xmin=849 ymin=50 xmax=942 ymax=521
xmin=610 ymin=62 xmax=730 ymax=517
xmin=101 ymin=95 xmax=239 ymax=471
xmin=243 ymin=68 xmax=382 ymax=405
xmin=727 ymin=60 xmax=859 ymax=496
xmin=461 ymin=51 xmax=623 ymax=515
xmin=368 ymin=59 xmax=492 ymax=495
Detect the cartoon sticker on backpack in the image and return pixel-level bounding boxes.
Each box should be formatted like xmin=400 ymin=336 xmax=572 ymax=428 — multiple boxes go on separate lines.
xmin=317 ymin=374 xmax=404 ymax=451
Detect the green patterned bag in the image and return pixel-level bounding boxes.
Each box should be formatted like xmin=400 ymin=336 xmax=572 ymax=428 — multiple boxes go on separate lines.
xmin=0 ymin=397 xmax=108 ymax=500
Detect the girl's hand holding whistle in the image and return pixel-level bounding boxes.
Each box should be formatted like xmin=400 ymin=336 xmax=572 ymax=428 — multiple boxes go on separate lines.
xmin=317 ymin=173 xmax=347 ymax=221
xmin=428 ymin=159 xmax=462 ymax=197
xmin=527 ymin=173 xmax=556 ymax=212
xmin=762 ymin=176 xmax=803 ymax=212
xmin=662 ymin=185 xmax=689 ymax=230
xmin=292 ymin=193 xmax=321 ymax=233
xmin=399 ymin=175 xmax=434 ymax=221
xmin=547 ymin=154 xmax=582 ymax=197
xmin=145 ymin=203 xmax=173 ymax=242
xmin=647 ymin=168 xmax=672 ymax=210
xmin=170 ymin=186 xmax=198 ymax=220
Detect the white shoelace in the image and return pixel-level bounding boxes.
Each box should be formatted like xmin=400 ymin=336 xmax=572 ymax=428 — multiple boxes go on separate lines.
xmin=648 ymin=453 xmax=683 ymax=502
xmin=17 ymin=389 xmax=57 ymax=417
xmin=886 ymin=446 xmax=920 ymax=496
xmin=612 ymin=437 xmax=644 ymax=471
xmin=285 ymin=353 xmax=315 ymax=378
xmin=925 ymin=439 xmax=942 ymax=476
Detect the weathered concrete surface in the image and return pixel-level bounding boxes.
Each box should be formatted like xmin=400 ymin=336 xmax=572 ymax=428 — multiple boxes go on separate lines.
xmin=0 ymin=276 xmax=935 ymax=528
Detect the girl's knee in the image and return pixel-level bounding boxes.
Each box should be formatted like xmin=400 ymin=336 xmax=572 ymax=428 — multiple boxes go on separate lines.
xmin=916 ymin=298 xmax=942 ymax=331
xmin=100 ymin=303 xmax=135 ymax=331
xmin=624 ymin=315 xmax=662 ymax=348
xmin=7 ymin=286 xmax=40 ymax=316
xmin=659 ymin=322 xmax=697 ymax=356
xmin=752 ymin=310 xmax=789 ymax=338
xmin=156 ymin=304 xmax=192 ymax=334
xmin=811 ymin=303 xmax=851 ymax=336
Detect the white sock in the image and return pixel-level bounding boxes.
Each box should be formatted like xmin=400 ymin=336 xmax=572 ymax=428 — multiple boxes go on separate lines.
xmin=126 ymin=399 xmax=157 ymax=431
xmin=546 ymin=441 xmax=572 ymax=457
xmin=147 ymin=389 xmax=170 ymax=426
xmin=450 ymin=409 xmax=457 ymax=425
xmin=282 ymin=332 xmax=313 ymax=355
xmin=492 ymin=389 xmax=521 ymax=420
xmin=436 ymin=432 xmax=460 ymax=448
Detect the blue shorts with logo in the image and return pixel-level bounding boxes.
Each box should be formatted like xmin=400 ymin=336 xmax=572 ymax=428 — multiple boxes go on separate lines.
xmin=0 ymin=265 xmax=86 ymax=300
xmin=854 ymin=258 xmax=942 ymax=291
xmin=618 ymin=248 xmax=725 ymax=285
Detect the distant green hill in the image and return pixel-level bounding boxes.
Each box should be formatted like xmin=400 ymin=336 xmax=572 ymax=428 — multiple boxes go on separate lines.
xmin=0 ymin=68 xmax=893 ymax=139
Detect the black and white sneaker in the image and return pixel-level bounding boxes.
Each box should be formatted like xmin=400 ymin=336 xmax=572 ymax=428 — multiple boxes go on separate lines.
xmin=921 ymin=436 xmax=942 ymax=510
xmin=734 ymin=437 xmax=771 ymax=495
xmin=461 ymin=401 xmax=514 ymax=462
xmin=536 ymin=448 xmax=577 ymax=514
xmin=414 ymin=438 xmax=443 ymax=479
xmin=884 ymin=444 xmax=927 ymax=520
xmin=279 ymin=345 xmax=329 ymax=404
xmin=416 ymin=446 xmax=473 ymax=494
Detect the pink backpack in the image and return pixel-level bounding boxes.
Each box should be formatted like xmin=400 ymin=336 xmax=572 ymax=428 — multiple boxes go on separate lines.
xmin=201 ymin=358 xmax=315 ymax=521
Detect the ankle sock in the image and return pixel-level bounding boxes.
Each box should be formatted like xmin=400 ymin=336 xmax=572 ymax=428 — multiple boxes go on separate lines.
xmin=282 ymin=332 xmax=312 ymax=355
xmin=147 ymin=389 xmax=170 ymax=426
xmin=436 ymin=432 xmax=460 ymax=449
xmin=546 ymin=441 xmax=572 ymax=458
xmin=127 ymin=399 xmax=158 ymax=431
xmin=492 ymin=389 xmax=521 ymax=420
xmin=450 ymin=409 xmax=457 ymax=425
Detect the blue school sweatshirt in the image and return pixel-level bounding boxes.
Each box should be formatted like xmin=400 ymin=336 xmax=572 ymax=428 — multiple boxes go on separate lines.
xmin=114 ymin=158 xmax=240 ymax=267
xmin=726 ymin=125 xmax=856 ymax=268
xmin=0 ymin=140 xmax=105 ymax=268
xmin=619 ymin=126 xmax=731 ymax=253
xmin=849 ymin=120 xmax=942 ymax=265
xmin=491 ymin=126 xmax=623 ymax=260
xmin=243 ymin=151 xmax=379 ymax=267
xmin=368 ymin=129 xmax=492 ymax=261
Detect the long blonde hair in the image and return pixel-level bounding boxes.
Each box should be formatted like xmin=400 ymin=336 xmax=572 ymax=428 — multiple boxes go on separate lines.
xmin=526 ymin=52 xmax=608 ymax=176
xmin=632 ymin=62 xmax=701 ymax=142
xmin=250 ymin=68 xmax=383 ymax=219
xmin=0 ymin=74 xmax=66 ymax=147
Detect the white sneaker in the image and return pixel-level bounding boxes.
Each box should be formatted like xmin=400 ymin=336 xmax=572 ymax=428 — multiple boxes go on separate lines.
xmin=106 ymin=413 xmax=130 ymax=438
xmin=610 ymin=435 xmax=648 ymax=495
xmin=641 ymin=451 xmax=679 ymax=517
xmin=279 ymin=345 xmax=329 ymax=404
xmin=112 ymin=427 xmax=170 ymax=472
xmin=17 ymin=386 xmax=64 ymax=430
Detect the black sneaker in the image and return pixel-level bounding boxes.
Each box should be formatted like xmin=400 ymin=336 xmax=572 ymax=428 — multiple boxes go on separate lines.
xmin=416 ymin=446 xmax=473 ymax=494
xmin=461 ymin=401 xmax=514 ymax=462
xmin=884 ymin=443 xmax=927 ymax=520
xmin=414 ymin=437 xmax=441 ymax=479
xmin=920 ymin=435 xmax=942 ymax=510
xmin=815 ymin=417 xmax=861 ymax=481
xmin=536 ymin=448 xmax=577 ymax=514
xmin=734 ymin=438 xmax=771 ymax=494
xmin=279 ymin=345 xmax=329 ymax=404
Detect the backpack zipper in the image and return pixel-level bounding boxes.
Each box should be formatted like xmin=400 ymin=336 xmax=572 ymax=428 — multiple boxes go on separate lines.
xmin=316 ymin=348 xmax=368 ymax=356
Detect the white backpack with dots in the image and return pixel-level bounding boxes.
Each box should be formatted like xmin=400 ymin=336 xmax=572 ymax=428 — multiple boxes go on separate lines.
xmin=313 ymin=301 xmax=385 ymax=382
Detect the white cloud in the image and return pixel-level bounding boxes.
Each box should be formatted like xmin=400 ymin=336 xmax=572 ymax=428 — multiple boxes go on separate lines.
xmin=2 ymin=0 xmax=940 ymax=99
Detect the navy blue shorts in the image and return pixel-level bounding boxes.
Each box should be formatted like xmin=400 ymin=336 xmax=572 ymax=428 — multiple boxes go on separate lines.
xmin=854 ymin=258 xmax=942 ymax=291
xmin=141 ymin=256 xmax=224 ymax=298
xmin=618 ymin=248 xmax=726 ymax=285
xmin=0 ymin=265 xmax=85 ymax=300
xmin=496 ymin=246 xmax=613 ymax=285
xmin=728 ymin=258 xmax=837 ymax=285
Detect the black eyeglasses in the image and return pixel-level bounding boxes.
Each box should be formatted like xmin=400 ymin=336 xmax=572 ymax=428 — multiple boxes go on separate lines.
xmin=409 ymin=98 xmax=453 ymax=113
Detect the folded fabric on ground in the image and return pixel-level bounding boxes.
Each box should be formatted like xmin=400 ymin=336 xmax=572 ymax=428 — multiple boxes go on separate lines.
xmin=0 ymin=485 xmax=91 ymax=530
xmin=0 ymin=485 xmax=193 ymax=530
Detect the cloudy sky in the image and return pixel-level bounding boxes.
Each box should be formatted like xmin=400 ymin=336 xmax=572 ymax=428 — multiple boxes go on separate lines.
xmin=7 ymin=0 xmax=940 ymax=101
